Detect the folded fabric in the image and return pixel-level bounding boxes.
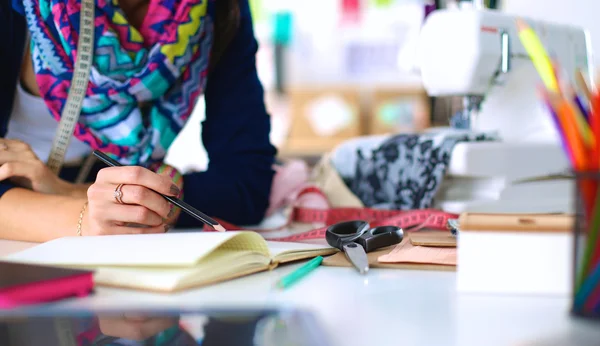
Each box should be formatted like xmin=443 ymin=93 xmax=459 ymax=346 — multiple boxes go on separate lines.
xmin=347 ymin=131 xmax=497 ymax=209
xmin=329 ymin=134 xmax=391 ymax=179
xmin=311 ymin=153 xmax=364 ymax=208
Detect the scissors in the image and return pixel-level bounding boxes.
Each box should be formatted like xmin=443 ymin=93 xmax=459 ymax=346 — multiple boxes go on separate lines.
xmin=325 ymin=220 xmax=404 ymax=275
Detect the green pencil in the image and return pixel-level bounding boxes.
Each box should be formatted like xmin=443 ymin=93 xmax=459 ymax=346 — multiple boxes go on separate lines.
xmin=276 ymin=256 xmax=323 ymax=290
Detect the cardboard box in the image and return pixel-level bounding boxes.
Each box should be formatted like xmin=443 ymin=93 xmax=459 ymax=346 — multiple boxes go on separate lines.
xmin=367 ymin=88 xmax=430 ymax=135
xmin=281 ymin=87 xmax=363 ymax=156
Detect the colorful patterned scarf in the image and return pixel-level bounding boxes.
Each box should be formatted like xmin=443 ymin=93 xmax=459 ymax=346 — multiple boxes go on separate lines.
xmin=21 ymin=0 xmax=213 ymax=165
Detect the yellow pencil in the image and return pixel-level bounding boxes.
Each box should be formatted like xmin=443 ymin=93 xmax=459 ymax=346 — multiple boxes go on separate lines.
xmin=516 ymin=18 xmax=559 ymax=93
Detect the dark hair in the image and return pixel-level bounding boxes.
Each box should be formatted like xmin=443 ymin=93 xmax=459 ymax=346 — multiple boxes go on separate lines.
xmin=209 ymin=0 xmax=240 ymax=73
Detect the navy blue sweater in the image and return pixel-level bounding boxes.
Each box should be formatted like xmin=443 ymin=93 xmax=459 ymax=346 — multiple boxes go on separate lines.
xmin=0 ymin=0 xmax=277 ymax=227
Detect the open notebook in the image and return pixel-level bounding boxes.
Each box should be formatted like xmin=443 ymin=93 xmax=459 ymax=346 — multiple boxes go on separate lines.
xmin=4 ymin=232 xmax=338 ymax=292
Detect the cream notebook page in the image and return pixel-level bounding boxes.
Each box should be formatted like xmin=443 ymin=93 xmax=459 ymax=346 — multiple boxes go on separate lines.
xmin=5 ymin=231 xmax=269 ymax=267
xmin=4 ymin=232 xmax=336 ymax=291
xmin=267 ymin=241 xmax=338 ymax=263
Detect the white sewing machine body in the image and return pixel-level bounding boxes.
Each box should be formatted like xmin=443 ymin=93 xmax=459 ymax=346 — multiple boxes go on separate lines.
xmin=417 ymin=7 xmax=594 ymax=214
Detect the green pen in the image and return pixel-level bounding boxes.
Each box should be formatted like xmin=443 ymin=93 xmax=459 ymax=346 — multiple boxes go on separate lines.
xmin=276 ymin=256 xmax=323 ymax=290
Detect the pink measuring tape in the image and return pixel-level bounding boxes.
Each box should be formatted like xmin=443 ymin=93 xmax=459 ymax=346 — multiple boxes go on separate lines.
xmin=203 ymin=186 xmax=458 ymax=242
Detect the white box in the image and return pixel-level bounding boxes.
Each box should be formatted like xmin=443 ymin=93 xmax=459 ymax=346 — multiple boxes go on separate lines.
xmin=456 ymin=213 xmax=573 ymax=296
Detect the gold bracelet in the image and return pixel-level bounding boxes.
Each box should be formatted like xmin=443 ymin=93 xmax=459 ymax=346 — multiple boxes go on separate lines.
xmin=77 ymin=201 xmax=88 ymax=236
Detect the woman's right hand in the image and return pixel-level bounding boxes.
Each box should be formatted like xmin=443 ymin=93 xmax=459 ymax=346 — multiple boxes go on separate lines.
xmin=84 ymin=166 xmax=181 ymax=235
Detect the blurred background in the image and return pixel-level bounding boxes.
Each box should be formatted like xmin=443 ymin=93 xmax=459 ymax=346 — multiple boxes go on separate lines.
xmin=165 ymin=0 xmax=600 ymax=172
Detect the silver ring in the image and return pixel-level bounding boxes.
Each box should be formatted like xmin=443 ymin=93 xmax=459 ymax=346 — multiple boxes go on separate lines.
xmin=114 ymin=184 xmax=124 ymax=204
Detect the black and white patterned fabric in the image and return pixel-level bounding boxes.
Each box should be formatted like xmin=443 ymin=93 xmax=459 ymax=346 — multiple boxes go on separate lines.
xmin=347 ymin=131 xmax=496 ymax=209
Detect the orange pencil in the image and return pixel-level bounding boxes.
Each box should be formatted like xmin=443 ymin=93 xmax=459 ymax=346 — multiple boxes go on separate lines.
xmin=547 ymin=93 xmax=587 ymax=168
xmin=593 ymin=93 xmax=600 ymax=167
xmin=538 ymin=86 xmax=574 ymax=163
xmin=548 ymin=92 xmax=595 ymax=214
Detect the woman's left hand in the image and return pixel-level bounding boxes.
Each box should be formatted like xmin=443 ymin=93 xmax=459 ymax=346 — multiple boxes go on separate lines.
xmin=0 ymin=138 xmax=81 ymax=196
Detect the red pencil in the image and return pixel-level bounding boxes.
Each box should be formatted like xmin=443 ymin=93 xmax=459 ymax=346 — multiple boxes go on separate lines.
xmin=584 ymin=92 xmax=600 ymax=276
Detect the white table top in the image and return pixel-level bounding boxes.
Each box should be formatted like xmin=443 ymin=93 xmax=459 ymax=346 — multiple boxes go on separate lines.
xmin=1 ymin=239 xmax=599 ymax=346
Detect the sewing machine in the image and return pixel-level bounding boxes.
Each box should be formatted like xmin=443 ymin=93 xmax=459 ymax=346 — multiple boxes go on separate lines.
xmin=417 ymin=7 xmax=594 ymax=214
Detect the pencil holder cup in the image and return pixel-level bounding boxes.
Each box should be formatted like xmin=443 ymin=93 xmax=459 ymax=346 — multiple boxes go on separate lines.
xmin=571 ymin=171 xmax=600 ymax=320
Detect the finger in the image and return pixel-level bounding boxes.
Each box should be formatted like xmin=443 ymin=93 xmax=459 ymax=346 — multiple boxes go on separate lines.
xmin=108 ymin=204 xmax=164 ymax=227
xmin=86 ymin=221 xmax=167 ymax=236
xmin=0 ymin=151 xmax=36 ymax=165
xmin=88 ymin=183 xmax=171 ymax=219
xmin=0 ymin=150 xmax=19 ymax=163
xmin=1 ymin=139 xmax=32 ymax=151
xmin=96 ymin=166 xmax=180 ymax=196
xmin=0 ymin=162 xmax=33 ymax=181
xmin=88 ymin=201 xmax=164 ymax=227
xmin=108 ymin=224 xmax=168 ymax=235
xmin=157 ymin=166 xmax=183 ymax=197
xmin=156 ymin=169 xmax=182 ymax=223
xmin=119 ymin=184 xmax=171 ymax=219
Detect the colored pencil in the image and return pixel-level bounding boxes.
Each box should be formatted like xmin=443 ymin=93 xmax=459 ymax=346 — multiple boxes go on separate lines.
xmin=575 ymin=69 xmax=593 ymax=103
xmin=583 ymin=93 xmax=600 ymax=285
xmin=574 ymin=95 xmax=590 ymax=124
xmin=520 ymin=20 xmax=600 ymax=314
xmin=537 ymin=87 xmax=574 ymax=162
xmin=516 ymin=19 xmax=559 ymax=93
xmin=575 ymin=260 xmax=600 ymax=310
xmin=276 ymin=256 xmax=323 ymax=290
xmin=564 ymin=87 xmax=594 ymax=147
xmin=546 ymin=92 xmax=587 ymax=169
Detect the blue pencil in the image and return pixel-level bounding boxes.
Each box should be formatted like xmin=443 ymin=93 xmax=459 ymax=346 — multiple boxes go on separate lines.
xmin=539 ymin=90 xmax=574 ymax=163
xmin=574 ymin=94 xmax=590 ymax=123
xmin=575 ymin=260 xmax=600 ymax=310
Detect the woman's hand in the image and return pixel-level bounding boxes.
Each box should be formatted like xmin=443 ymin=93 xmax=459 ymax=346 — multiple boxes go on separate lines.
xmin=0 ymin=139 xmax=82 ymax=196
xmin=84 ymin=166 xmax=182 ymax=235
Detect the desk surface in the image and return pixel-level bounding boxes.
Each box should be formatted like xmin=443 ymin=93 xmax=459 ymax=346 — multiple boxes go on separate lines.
xmin=1 ymin=239 xmax=599 ymax=346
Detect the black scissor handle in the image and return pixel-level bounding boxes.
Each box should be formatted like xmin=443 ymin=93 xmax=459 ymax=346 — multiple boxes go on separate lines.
xmin=325 ymin=220 xmax=370 ymax=250
xmin=359 ymin=226 xmax=404 ymax=253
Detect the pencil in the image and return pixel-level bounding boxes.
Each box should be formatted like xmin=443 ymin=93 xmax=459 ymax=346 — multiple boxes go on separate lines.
xmin=92 ymin=150 xmax=225 ymax=232
xmin=276 ymin=256 xmax=323 ymax=290
xmin=592 ymin=93 xmax=600 ymax=168
xmin=575 ymin=260 xmax=600 ymax=310
xmin=538 ymin=87 xmax=573 ymax=162
xmin=546 ymin=92 xmax=587 ymax=168
xmin=574 ymin=94 xmax=590 ymax=124
xmin=516 ymin=18 xmax=559 ymax=93
xmin=576 ymin=189 xmax=600 ymax=290
xmin=576 ymin=69 xmax=593 ymax=103
xmin=564 ymin=85 xmax=594 ymax=144
xmin=547 ymin=92 xmax=596 ymax=217
xmin=574 ymin=87 xmax=600 ymax=301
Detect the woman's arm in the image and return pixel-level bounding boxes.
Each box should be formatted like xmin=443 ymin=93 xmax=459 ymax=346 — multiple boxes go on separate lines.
xmin=0 ymin=166 xmax=181 ymax=242
xmin=0 ymin=141 xmax=183 ymax=242
xmin=177 ymin=0 xmax=277 ymax=228
xmin=0 ymin=188 xmax=86 ymax=242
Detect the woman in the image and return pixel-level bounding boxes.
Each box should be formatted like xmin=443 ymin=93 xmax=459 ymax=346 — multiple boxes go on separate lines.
xmin=0 ymin=0 xmax=276 ymax=241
